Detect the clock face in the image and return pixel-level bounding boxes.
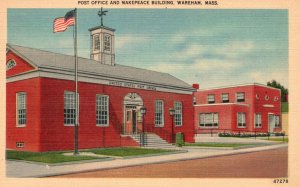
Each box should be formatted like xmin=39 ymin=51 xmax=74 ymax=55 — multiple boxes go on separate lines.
xmin=104 ymin=34 xmax=111 ymax=52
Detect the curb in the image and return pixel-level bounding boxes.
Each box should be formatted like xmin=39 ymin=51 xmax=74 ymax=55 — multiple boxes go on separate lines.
xmin=8 ymin=144 xmax=287 ymax=178
xmin=122 ymin=150 xmax=188 ymax=159
xmin=40 ymin=144 xmax=288 ymax=178
xmin=7 ymin=157 xmax=114 ymax=167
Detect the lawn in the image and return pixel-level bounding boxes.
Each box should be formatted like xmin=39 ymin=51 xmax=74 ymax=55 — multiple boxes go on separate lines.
xmin=6 ymin=147 xmax=175 ymax=163
xmin=89 ymin=147 xmax=174 ymax=157
xmin=6 ymin=150 xmax=101 ymax=164
xmin=264 ymin=137 xmax=288 ymax=143
xmin=184 ymin=143 xmax=256 ymax=148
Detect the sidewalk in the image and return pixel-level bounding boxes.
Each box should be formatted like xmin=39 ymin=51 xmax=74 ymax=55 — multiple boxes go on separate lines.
xmin=6 ymin=143 xmax=288 ymax=178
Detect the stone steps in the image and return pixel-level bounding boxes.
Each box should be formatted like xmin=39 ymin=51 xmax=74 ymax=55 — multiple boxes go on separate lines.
xmin=131 ymin=133 xmax=178 ymax=150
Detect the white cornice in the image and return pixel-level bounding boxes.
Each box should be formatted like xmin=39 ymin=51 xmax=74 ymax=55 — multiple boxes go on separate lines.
xmin=198 ymin=83 xmax=281 ymax=92
xmin=6 ymin=68 xmax=194 ymax=95
xmin=194 ymin=103 xmax=249 ymax=107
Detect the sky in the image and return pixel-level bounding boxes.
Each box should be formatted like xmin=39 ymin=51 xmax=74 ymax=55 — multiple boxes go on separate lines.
xmin=8 ymin=9 xmax=288 ymax=89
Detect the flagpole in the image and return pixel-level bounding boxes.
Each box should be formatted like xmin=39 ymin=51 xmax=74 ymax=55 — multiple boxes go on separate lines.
xmin=74 ymin=8 xmax=79 ymax=155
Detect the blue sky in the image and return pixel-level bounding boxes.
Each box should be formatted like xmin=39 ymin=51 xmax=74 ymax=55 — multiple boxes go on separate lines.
xmin=8 ymin=9 xmax=288 ymax=88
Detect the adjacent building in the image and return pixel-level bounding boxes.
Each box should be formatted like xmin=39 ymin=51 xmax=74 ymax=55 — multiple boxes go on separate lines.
xmin=194 ymin=84 xmax=282 ymax=135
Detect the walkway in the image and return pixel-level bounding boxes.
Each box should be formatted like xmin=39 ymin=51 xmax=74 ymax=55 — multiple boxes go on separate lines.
xmin=6 ymin=143 xmax=287 ymax=178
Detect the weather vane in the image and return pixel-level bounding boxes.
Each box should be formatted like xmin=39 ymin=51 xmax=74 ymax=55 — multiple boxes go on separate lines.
xmin=98 ymin=7 xmax=108 ymax=26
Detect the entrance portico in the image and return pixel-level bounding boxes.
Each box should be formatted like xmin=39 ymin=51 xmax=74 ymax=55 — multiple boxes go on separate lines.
xmin=123 ymin=93 xmax=144 ymax=135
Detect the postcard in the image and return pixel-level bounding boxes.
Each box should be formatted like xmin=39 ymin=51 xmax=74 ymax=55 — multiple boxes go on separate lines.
xmin=1 ymin=0 xmax=299 ymax=186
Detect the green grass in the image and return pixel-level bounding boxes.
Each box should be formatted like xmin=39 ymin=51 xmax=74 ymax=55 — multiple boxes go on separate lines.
xmin=6 ymin=147 xmax=176 ymax=163
xmin=89 ymin=147 xmax=174 ymax=157
xmin=281 ymin=102 xmax=289 ymax=113
xmin=184 ymin=143 xmax=256 ymax=147
xmin=264 ymin=137 xmax=288 ymax=143
xmin=6 ymin=150 xmax=101 ymax=164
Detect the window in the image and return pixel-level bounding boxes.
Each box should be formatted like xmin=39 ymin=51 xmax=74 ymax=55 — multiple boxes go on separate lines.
xmin=193 ymin=96 xmax=197 ymax=105
xmin=93 ymin=34 xmax=100 ymax=51
xmin=207 ymin=94 xmax=215 ymax=104
xmin=64 ymin=91 xmax=79 ymax=126
xmin=16 ymin=142 xmax=24 ymax=148
xmin=6 ymin=59 xmax=17 ymax=70
xmin=174 ymin=101 xmax=182 ymax=126
xmin=236 ymin=92 xmax=245 ymax=102
xmin=199 ymin=113 xmax=219 ymax=128
xmin=96 ymin=95 xmax=109 ymax=126
xmin=155 ymin=100 xmax=164 ymax=127
xmin=237 ymin=112 xmax=246 ymax=128
xmin=17 ymin=92 xmax=26 ymax=126
xmin=255 ymin=113 xmax=262 ymax=128
xmin=222 ymin=93 xmax=229 ymax=103
xmin=265 ymin=95 xmax=269 ymax=101
xmin=275 ymin=116 xmax=280 ymax=128
xmin=256 ymin=94 xmax=260 ymax=100
xmin=104 ymin=34 xmax=111 ymax=51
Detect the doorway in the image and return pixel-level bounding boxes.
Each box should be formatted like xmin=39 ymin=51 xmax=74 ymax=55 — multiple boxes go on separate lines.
xmin=124 ymin=106 xmax=138 ymax=134
xmin=123 ymin=93 xmax=144 ymax=135
xmin=268 ymin=114 xmax=275 ymax=133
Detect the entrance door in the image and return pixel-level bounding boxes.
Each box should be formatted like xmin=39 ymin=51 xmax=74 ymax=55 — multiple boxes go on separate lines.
xmin=132 ymin=110 xmax=137 ymax=134
xmin=268 ymin=114 xmax=275 ymax=133
xmin=124 ymin=106 xmax=138 ymax=134
xmin=125 ymin=109 xmax=132 ymax=134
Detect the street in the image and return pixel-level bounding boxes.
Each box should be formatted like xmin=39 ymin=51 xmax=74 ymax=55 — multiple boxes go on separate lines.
xmin=53 ymin=147 xmax=287 ymax=178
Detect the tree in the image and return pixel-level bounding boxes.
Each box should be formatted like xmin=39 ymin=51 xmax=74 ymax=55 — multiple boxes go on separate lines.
xmin=267 ymin=80 xmax=288 ymax=102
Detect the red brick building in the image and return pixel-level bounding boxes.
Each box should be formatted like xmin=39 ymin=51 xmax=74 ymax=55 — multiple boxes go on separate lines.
xmin=194 ymin=84 xmax=281 ymax=134
xmin=6 ymin=24 xmax=195 ymax=152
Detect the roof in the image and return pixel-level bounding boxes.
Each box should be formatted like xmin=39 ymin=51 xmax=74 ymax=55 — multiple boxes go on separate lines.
xmin=88 ymin=25 xmax=115 ymax=32
xmin=198 ymin=83 xmax=281 ymax=92
xmin=7 ymin=44 xmax=193 ymax=90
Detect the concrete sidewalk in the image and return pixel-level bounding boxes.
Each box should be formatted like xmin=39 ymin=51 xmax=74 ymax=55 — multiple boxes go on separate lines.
xmin=6 ymin=143 xmax=288 ymax=178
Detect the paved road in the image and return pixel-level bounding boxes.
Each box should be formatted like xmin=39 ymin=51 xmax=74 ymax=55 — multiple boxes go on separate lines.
xmin=53 ymin=147 xmax=288 ymax=178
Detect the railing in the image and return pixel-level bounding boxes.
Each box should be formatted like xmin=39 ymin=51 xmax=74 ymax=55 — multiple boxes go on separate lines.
xmin=196 ymin=128 xmax=287 ymax=142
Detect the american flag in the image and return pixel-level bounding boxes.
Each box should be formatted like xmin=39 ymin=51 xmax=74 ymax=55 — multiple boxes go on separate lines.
xmin=53 ymin=9 xmax=75 ymax=33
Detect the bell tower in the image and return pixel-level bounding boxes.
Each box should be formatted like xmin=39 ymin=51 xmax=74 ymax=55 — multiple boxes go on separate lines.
xmin=89 ymin=8 xmax=115 ymax=66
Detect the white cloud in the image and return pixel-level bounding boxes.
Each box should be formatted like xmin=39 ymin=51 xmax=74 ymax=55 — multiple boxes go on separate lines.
xmin=148 ymin=59 xmax=241 ymax=76
xmin=245 ymin=69 xmax=288 ymax=88
xmin=174 ymin=44 xmax=207 ymax=60
xmin=169 ymin=40 xmax=255 ymax=64
xmin=215 ymin=41 xmax=254 ymax=58
xmin=115 ymin=35 xmax=149 ymax=50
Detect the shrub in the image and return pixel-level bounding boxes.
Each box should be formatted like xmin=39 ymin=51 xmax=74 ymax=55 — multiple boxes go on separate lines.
xmin=176 ymin=132 xmax=184 ymax=147
xmin=274 ymin=132 xmax=285 ymax=136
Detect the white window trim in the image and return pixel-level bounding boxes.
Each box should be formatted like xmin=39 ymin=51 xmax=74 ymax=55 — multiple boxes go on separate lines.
xmin=93 ymin=34 xmax=100 ymax=51
xmin=236 ymin=92 xmax=245 ymax=102
xmin=221 ymin=93 xmax=229 ymax=103
xmin=199 ymin=113 xmax=219 ymax=128
xmin=16 ymin=92 xmax=26 ymax=127
xmin=104 ymin=34 xmax=111 ymax=52
xmin=16 ymin=142 xmax=25 ymax=148
xmin=174 ymin=101 xmax=183 ymax=127
xmin=207 ymin=94 xmax=215 ymax=104
xmin=254 ymin=113 xmax=262 ymax=128
xmin=96 ymin=94 xmax=109 ymax=127
xmin=64 ymin=91 xmax=79 ymax=126
xmin=154 ymin=100 xmax=164 ymax=127
xmin=237 ymin=112 xmax=246 ymax=128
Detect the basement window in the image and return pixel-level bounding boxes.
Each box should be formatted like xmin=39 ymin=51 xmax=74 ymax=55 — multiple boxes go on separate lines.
xmin=16 ymin=142 xmax=24 ymax=148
